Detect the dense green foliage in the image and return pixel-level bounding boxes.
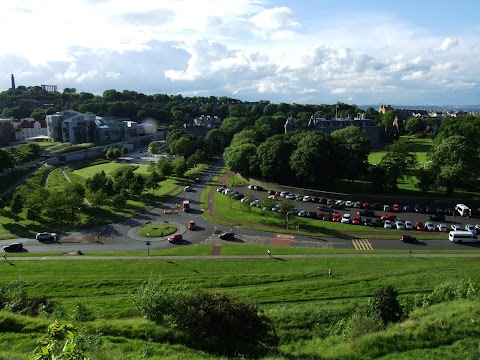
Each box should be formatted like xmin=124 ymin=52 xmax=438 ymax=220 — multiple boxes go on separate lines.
xmin=0 ymin=143 xmax=41 ymax=172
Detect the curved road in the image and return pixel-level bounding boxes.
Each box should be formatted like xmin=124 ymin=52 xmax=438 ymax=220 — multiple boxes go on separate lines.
xmin=2 ymin=158 xmax=480 ymax=255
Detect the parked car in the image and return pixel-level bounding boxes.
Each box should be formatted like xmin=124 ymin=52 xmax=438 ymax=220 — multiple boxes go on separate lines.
xmin=168 ymin=233 xmax=183 ymax=243
xmin=323 ymin=213 xmax=333 ymax=221
xmin=36 ymin=232 xmax=57 ymax=241
xmin=219 ymin=232 xmax=235 ymax=240
xmin=415 ymin=222 xmax=425 ymax=231
xmin=414 ymin=204 xmax=425 ymax=213
xmin=298 ymin=210 xmax=308 ymax=217
xmin=465 ymin=224 xmax=477 ymax=235
xmin=353 ymin=201 xmax=362 ymax=208
xmin=326 ymin=199 xmax=335 ymax=205
xmin=335 ymin=200 xmax=345 ymax=207
xmin=383 ymin=204 xmax=390 ymax=211
xmin=3 ymin=242 xmax=24 ymax=252
xmin=400 ymin=235 xmax=418 ymax=244
xmin=188 ymin=221 xmax=196 ymax=230
xmin=384 ymin=219 xmax=393 ymax=229
xmin=476 ymin=224 xmax=480 ymax=232
xmin=424 ymin=221 xmax=435 ymax=232
xmin=395 ymin=219 xmax=405 ymax=230
xmin=268 ymin=195 xmax=277 ymax=200
xmin=364 ymin=218 xmax=373 ymax=226
xmin=317 ymin=205 xmax=335 ymax=213
xmin=451 ymin=224 xmax=461 ymax=231
xmin=332 ymin=213 xmax=341 ymax=222
xmin=319 ymin=198 xmax=328 ymax=204
xmin=437 ymin=223 xmax=448 ymax=232
xmin=373 ymin=219 xmax=384 ymax=228
xmin=402 ymin=204 xmax=412 ymax=212
xmin=302 ymin=196 xmax=312 ymax=202
xmin=358 ymin=209 xmax=375 ymax=217
xmin=381 ymin=213 xmax=396 ymax=221
xmin=352 ymin=215 xmax=363 ymax=225
xmin=249 ymin=200 xmax=260 ymax=207
xmin=392 ymin=204 xmax=400 ymax=212
xmin=184 ymin=186 xmax=191 ymax=192
xmin=268 ymin=190 xmax=276 ymax=195
xmin=280 ymin=191 xmax=290 ymax=198
xmin=341 ymin=213 xmax=352 ymax=224
xmin=429 ymin=214 xmax=446 ymax=222
xmin=404 ymin=220 xmax=413 ymax=230
xmin=286 ymin=193 xmax=296 ymax=199
xmin=216 ymin=187 xmax=225 ymax=192
xmin=344 ymin=200 xmax=353 ymax=208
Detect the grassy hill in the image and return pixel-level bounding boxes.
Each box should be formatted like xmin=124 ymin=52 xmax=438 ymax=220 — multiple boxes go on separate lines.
xmin=0 ymin=254 xmax=478 ymax=359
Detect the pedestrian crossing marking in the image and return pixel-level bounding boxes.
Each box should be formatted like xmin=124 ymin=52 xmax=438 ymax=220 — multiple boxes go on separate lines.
xmin=352 ymin=239 xmax=373 ymax=250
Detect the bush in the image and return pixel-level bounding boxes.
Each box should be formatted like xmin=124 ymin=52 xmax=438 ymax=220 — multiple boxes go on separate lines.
xmin=131 ymin=275 xmax=181 ymax=325
xmin=330 ymin=308 xmax=384 ymax=341
xmin=71 ymin=301 xmax=95 ymax=322
xmin=369 ymin=285 xmax=403 ymax=325
xmin=173 ymin=289 xmax=276 ymax=345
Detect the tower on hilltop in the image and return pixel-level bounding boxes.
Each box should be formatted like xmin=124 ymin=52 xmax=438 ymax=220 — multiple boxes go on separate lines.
xmin=11 ymin=74 xmax=15 ymax=89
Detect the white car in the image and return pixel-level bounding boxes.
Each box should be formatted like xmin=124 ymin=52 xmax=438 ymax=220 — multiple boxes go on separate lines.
xmin=341 ymin=213 xmax=351 ymax=224
xmin=344 ymin=201 xmax=353 ymax=208
xmin=451 ymin=224 xmax=461 ymax=231
xmin=268 ymin=195 xmax=277 ymax=200
xmin=384 ymin=220 xmax=393 ymax=229
xmin=476 ymin=224 xmax=480 ymax=232
xmin=302 ymin=196 xmax=313 ymax=202
xmin=36 ymin=232 xmax=57 ymax=241
xmin=437 ymin=224 xmax=448 ymax=232
xmin=298 ymin=210 xmax=308 ymax=217
xmin=240 ymin=197 xmax=251 ymax=203
xmin=286 ymin=194 xmax=296 ymax=199
xmin=395 ymin=220 xmax=405 ymax=230
xmin=404 ymin=220 xmax=413 ymax=230
xmin=335 ymin=200 xmax=345 ymax=207
xmin=383 ymin=204 xmax=390 ymax=211
xmin=353 ymin=201 xmax=362 ymax=208
xmin=249 ymin=200 xmax=260 ymax=207
xmin=280 ymin=191 xmax=290 ymax=198
xmin=465 ymin=224 xmax=477 ymax=235
xmin=216 ymin=187 xmax=225 ymax=192
xmin=424 ymin=222 xmax=435 ymax=232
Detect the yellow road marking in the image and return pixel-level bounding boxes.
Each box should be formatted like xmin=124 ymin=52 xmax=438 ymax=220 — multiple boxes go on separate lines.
xmin=352 ymin=239 xmax=373 ymax=250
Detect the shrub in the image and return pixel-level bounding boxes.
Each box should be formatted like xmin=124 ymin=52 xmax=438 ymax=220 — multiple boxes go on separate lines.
xmin=72 ymin=301 xmax=95 ymax=322
xmin=369 ymin=285 xmax=403 ymax=325
xmin=422 ymin=278 xmax=478 ymax=307
xmin=130 ymin=275 xmax=182 ymax=325
xmin=330 ymin=308 xmax=384 ymax=341
xmin=173 ymin=289 xmax=276 ymax=345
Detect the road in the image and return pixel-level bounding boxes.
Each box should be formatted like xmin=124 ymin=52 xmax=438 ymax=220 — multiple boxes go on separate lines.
xmin=2 ymin=157 xmax=480 ymax=255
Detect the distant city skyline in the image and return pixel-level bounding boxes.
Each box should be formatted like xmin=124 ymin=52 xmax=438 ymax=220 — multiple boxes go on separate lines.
xmin=1 ymin=0 xmax=479 ymax=106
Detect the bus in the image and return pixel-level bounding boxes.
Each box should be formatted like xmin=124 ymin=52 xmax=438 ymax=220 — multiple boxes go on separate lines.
xmin=448 ymin=230 xmax=478 ymax=243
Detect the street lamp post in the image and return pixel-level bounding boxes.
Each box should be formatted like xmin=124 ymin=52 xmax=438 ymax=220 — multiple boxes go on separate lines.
xmin=146 ymin=241 xmax=151 ymax=256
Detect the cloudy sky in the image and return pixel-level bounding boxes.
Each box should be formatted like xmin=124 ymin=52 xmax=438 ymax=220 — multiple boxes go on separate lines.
xmin=1 ymin=0 xmax=479 ymax=106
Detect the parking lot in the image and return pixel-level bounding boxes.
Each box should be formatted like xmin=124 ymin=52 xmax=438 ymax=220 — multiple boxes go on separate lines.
xmin=221 ymin=185 xmax=480 ymax=235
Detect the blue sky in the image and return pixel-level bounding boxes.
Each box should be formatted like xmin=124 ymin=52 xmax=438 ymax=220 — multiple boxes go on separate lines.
xmin=1 ymin=0 xmax=479 ymax=106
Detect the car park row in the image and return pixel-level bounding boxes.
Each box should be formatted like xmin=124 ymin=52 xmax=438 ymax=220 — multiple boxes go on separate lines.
xmin=217 ymin=186 xmax=480 ymax=235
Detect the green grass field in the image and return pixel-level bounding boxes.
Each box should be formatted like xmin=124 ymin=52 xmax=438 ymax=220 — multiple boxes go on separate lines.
xmin=0 ymin=255 xmax=479 ymax=359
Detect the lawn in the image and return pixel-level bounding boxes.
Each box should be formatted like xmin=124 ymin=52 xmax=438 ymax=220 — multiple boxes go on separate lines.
xmin=0 ymin=255 xmax=479 ymax=359
xmin=368 ymin=136 xmax=433 ymax=166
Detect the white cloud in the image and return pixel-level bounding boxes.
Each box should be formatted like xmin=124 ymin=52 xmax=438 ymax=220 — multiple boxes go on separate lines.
xmin=432 ymin=37 xmax=459 ymax=52
xmin=0 ymin=1 xmax=479 ymax=105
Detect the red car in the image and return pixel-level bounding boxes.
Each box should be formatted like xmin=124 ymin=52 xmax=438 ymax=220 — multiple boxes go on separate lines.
xmin=415 ymin=221 xmax=424 ymax=231
xmin=352 ymin=215 xmax=363 ymax=225
xmin=317 ymin=212 xmax=325 ymax=220
xmin=332 ymin=213 xmax=341 ymax=222
xmin=381 ymin=213 xmax=397 ymax=221
xmin=168 ymin=233 xmax=183 ymax=243
xmin=323 ymin=213 xmax=332 ymax=221
xmin=188 ymin=221 xmax=196 ymax=230
xmin=392 ymin=204 xmax=400 ymax=212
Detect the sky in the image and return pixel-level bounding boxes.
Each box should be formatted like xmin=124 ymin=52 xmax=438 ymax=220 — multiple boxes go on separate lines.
xmin=1 ymin=0 xmax=479 ymax=106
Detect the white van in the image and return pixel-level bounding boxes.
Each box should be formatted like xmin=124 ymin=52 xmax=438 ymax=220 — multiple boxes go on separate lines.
xmin=449 ymin=230 xmax=478 ymax=243
xmin=455 ymin=204 xmax=471 ymax=217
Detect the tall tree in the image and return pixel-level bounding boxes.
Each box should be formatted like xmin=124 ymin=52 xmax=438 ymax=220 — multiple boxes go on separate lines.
xmin=380 ymin=138 xmax=418 ymax=190
xmin=427 ymin=135 xmax=480 ymax=195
